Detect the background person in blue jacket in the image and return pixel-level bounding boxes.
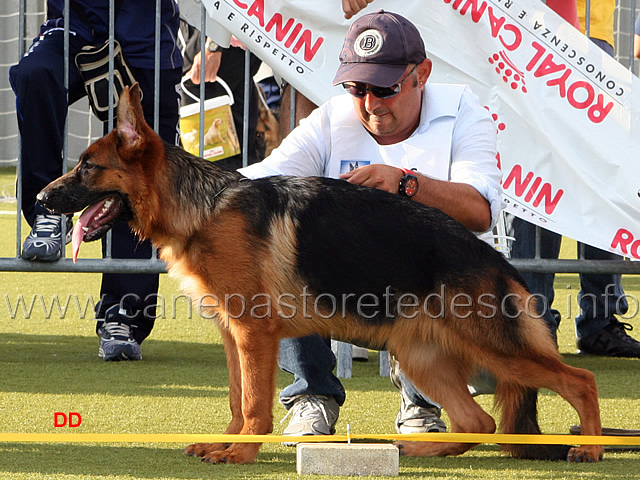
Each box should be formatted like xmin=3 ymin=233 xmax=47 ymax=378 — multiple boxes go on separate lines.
xmin=9 ymin=0 xmax=183 ymax=361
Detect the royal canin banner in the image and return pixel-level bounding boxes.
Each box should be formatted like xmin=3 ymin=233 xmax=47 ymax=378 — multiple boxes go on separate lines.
xmin=200 ymin=0 xmax=640 ymax=259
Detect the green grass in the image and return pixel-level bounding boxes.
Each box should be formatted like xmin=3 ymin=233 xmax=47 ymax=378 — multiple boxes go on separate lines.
xmin=1 ymin=166 xmax=640 ymax=479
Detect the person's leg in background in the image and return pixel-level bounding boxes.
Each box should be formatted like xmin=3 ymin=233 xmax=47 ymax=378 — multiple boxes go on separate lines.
xmin=572 ymin=32 xmax=640 ymax=356
xmin=506 ymin=214 xmax=562 ymax=341
xmin=9 ymin=29 xmax=87 ymax=261
xmin=95 ymin=66 xmax=182 ymax=360
xmin=575 ymin=244 xmax=640 ymax=357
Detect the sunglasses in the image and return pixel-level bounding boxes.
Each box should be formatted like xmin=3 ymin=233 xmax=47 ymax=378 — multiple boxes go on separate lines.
xmin=341 ymin=65 xmax=418 ymax=99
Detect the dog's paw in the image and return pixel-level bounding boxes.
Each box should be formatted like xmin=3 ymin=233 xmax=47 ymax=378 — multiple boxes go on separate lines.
xmin=184 ymin=443 xmax=259 ymax=464
xmin=567 ymin=446 xmax=604 ymax=463
xmin=183 ymin=442 xmax=228 ymax=458
xmin=394 ymin=440 xmax=437 ymax=457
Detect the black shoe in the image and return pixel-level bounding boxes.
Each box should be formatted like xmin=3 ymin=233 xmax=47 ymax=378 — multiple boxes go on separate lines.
xmin=577 ymin=319 xmax=640 ymax=358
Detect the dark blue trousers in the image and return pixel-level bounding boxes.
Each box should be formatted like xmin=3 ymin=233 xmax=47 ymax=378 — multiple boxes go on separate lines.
xmin=507 ymin=215 xmax=628 ymax=340
xmin=10 ymin=29 xmax=181 ymax=343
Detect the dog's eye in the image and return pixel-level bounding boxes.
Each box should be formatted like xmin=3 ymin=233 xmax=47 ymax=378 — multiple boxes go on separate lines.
xmin=82 ymin=160 xmax=103 ymax=172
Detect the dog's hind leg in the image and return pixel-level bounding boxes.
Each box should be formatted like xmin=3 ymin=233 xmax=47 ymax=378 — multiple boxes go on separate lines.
xmin=497 ymin=384 xmax=573 ymax=460
xmin=498 ymin=355 xmax=603 ymax=462
xmin=184 ymin=328 xmax=244 ymax=458
xmin=393 ymin=349 xmax=496 ymax=457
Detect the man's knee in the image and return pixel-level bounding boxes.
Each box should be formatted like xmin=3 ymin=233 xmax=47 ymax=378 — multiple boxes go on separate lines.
xmin=10 ymin=58 xmax=61 ymax=98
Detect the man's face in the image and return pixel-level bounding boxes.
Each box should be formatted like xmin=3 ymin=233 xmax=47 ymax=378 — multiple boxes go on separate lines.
xmin=351 ymin=60 xmax=432 ymax=145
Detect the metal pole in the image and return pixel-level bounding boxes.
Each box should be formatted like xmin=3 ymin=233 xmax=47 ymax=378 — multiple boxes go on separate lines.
xmin=630 ymin=0 xmax=637 ymax=71
xmin=152 ymin=0 xmax=162 ymax=262
xmin=243 ymin=49 xmax=250 ymax=168
xmin=60 ymin=0 xmax=71 ymax=259
xmin=585 ymin=0 xmax=591 ymax=38
xmin=289 ymin=85 xmax=296 ymax=132
xmin=154 ymin=0 xmax=161 ymax=133
xmin=15 ymin=0 xmax=25 ymax=257
xmin=104 ymin=0 xmax=115 ymax=258
xmin=199 ymin=3 xmax=206 ymax=158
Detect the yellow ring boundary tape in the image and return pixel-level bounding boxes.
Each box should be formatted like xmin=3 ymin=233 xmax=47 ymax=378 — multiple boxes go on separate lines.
xmin=0 ymin=432 xmax=639 ymax=445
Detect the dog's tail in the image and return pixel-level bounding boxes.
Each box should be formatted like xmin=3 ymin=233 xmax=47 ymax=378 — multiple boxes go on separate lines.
xmin=497 ymin=384 xmax=572 ymax=461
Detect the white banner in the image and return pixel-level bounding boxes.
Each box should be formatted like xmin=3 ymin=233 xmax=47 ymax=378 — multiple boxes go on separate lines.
xmin=202 ymin=0 xmax=640 ymax=259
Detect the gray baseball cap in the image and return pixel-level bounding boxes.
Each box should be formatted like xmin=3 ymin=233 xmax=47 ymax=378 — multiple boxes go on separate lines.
xmin=333 ymin=10 xmax=427 ymax=88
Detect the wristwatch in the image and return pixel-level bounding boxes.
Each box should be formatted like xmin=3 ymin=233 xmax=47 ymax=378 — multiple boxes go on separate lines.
xmin=205 ymin=39 xmax=220 ymax=52
xmin=398 ymin=168 xmax=419 ymax=197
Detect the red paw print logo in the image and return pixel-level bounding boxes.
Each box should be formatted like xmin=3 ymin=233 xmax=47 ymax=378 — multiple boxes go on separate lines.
xmin=484 ymin=106 xmax=506 ymax=170
xmin=488 ymin=51 xmax=527 ymax=93
xmin=484 ymin=106 xmax=506 ymax=135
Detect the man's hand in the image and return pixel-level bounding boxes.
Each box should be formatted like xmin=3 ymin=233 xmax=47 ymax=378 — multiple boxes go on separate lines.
xmin=342 ymin=0 xmax=375 ymax=19
xmin=339 ymin=164 xmax=402 ymax=194
xmin=188 ymin=50 xmax=221 ymax=84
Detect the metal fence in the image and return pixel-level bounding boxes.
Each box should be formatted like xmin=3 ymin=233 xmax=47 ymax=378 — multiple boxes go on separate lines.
xmin=1 ymin=0 xmax=640 ymax=275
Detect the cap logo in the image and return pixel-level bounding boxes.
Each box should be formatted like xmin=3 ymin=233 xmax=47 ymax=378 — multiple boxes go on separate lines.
xmin=353 ymin=29 xmax=383 ymax=57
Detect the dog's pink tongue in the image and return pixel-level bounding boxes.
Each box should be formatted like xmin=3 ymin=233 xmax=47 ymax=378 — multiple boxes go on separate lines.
xmin=71 ymin=202 xmax=105 ymax=263
xmin=71 ymin=221 xmax=83 ymax=263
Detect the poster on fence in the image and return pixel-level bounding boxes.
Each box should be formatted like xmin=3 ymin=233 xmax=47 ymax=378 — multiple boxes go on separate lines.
xmin=201 ymin=0 xmax=640 ymax=259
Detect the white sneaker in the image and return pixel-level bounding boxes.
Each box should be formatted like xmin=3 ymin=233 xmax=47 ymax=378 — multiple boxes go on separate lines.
xmin=395 ymin=397 xmax=446 ymax=434
xmin=389 ymin=354 xmax=446 ymax=434
xmin=281 ymin=395 xmax=339 ymax=446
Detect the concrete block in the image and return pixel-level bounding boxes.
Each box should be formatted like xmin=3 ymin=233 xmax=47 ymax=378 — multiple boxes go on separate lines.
xmin=296 ymin=443 xmax=399 ymax=476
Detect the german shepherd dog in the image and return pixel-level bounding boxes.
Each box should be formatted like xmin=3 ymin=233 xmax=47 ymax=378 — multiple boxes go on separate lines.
xmin=39 ymin=85 xmax=603 ymax=465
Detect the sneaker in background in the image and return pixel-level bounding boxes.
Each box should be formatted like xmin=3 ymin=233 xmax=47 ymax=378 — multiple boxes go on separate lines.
xmin=22 ymin=214 xmax=73 ymax=262
xmin=577 ymin=319 xmax=640 ymax=358
xmin=395 ymin=396 xmax=447 ymax=434
xmin=97 ymin=305 xmax=142 ymax=361
xmin=390 ymin=354 xmax=446 ymax=434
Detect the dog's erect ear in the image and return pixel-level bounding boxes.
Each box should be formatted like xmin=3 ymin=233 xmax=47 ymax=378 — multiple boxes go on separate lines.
xmin=116 ymin=84 xmax=145 ymax=151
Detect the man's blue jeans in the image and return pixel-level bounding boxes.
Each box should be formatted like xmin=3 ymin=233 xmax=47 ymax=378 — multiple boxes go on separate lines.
xmin=278 ymin=335 xmax=346 ymax=410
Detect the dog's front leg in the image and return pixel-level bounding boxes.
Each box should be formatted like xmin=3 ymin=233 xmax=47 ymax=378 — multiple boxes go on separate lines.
xmin=184 ymin=327 xmax=244 ymax=458
xmin=197 ymin=318 xmax=279 ymax=464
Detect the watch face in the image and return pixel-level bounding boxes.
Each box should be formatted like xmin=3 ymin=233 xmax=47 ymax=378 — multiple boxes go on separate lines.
xmin=404 ymin=176 xmax=418 ymax=197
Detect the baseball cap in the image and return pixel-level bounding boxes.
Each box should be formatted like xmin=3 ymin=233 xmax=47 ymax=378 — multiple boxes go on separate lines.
xmin=332 ymin=10 xmax=427 ymax=88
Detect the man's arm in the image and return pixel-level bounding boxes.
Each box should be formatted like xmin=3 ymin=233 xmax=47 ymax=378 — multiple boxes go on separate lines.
xmin=187 ymin=38 xmax=222 ymax=84
xmin=634 ymin=16 xmax=640 ymax=59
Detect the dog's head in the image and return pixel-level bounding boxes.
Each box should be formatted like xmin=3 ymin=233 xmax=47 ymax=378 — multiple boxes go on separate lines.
xmin=255 ymin=85 xmax=280 ymax=159
xmin=38 ymin=83 xmax=162 ymax=261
